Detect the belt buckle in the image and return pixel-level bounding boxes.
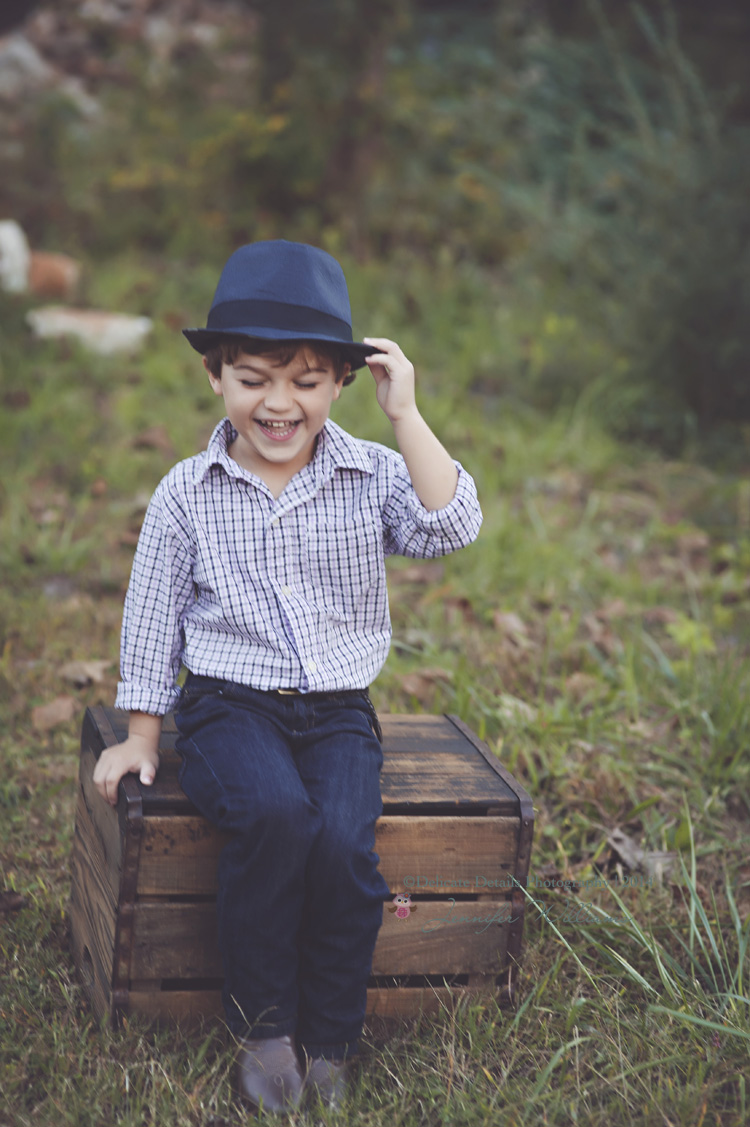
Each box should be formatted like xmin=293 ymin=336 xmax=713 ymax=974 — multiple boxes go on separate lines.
xmin=276 ymin=688 xmax=300 ymax=696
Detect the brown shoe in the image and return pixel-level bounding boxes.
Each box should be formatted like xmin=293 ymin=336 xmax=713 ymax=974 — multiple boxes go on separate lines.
xmin=304 ymin=1057 xmax=351 ymax=1109
xmin=235 ymin=1034 xmax=304 ymax=1114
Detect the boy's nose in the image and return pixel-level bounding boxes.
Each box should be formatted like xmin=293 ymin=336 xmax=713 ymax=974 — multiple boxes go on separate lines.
xmin=264 ymin=382 xmax=294 ymax=412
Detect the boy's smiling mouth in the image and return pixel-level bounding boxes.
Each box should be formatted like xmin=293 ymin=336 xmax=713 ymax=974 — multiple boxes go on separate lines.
xmin=255 ymin=419 xmax=302 ymax=440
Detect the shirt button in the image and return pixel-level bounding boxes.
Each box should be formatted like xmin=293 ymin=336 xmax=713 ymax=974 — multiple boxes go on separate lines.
xmin=281 ymin=585 xmax=291 ymax=596
xmin=269 ymin=518 xmax=279 ymax=527
xmin=307 ymin=661 xmax=317 ymax=673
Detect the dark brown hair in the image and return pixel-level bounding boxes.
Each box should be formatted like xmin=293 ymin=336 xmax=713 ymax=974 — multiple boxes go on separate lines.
xmin=203 ymin=336 xmax=355 ymax=385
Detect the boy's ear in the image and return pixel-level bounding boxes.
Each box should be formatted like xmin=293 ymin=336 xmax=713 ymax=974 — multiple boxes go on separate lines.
xmin=204 ymin=355 xmax=223 ymax=396
xmin=333 ymin=363 xmax=351 ymax=397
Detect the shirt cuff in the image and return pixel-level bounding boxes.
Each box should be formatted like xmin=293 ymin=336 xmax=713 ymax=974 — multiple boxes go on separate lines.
xmin=407 ymin=461 xmax=482 ymax=534
xmin=115 ymin=680 xmax=179 ymax=716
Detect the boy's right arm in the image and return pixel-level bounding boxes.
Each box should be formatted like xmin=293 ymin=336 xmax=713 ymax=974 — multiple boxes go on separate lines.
xmin=93 ymin=711 xmax=163 ymax=807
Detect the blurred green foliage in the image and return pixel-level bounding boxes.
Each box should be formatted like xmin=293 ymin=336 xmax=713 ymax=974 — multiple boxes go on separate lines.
xmin=2 ymin=1 xmax=750 ymax=452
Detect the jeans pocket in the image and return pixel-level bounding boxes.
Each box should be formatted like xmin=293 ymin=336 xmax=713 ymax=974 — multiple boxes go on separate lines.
xmin=177 ymin=678 xmax=225 ymax=714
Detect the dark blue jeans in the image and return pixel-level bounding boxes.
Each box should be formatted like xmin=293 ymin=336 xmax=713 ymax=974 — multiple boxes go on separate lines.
xmin=173 ymin=674 xmax=390 ymax=1060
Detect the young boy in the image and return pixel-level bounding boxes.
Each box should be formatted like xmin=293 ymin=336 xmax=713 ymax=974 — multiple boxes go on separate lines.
xmin=93 ymin=240 xmax=482 ymax=1113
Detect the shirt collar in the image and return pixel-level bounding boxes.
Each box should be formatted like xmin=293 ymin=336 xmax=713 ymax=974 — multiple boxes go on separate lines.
xmin=315 ymin=419 xmax=374 ymax=477
xmin=195 ymin=417 xmax=243 ymax=483
xmin=194 ymin=417 xmax=373 ymax=485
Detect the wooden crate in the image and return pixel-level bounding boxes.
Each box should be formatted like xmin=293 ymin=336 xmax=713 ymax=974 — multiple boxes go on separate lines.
xmin=70 ymin=706 xmax=533 ymax=1028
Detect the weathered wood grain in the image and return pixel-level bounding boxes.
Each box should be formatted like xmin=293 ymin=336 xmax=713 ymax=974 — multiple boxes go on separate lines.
xmin=69 ymin=788 xmax=119 ymax=1023
xmin=127 ymin=897 xmax=514 ymax=980
xmin=376 ymin=815 xmax=519 ymax=890
xmin=109 ymin=708 xmax=519 ymax=814
xmin=137 ymin=817 xmax=226 ymax=895
xmin=373 ymin=900 xmax=512 ymax=974
xmin=132 ymin=813 xmax=519 ymax=896
xmin=77 ymin=745 xmax=124 ymax=900
xmin=126 ymin=984 xmax=491 ymax=1026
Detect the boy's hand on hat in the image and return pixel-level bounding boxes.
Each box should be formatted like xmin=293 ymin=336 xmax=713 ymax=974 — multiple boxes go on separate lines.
xmin=363 ymin=338 xmax=418 ymax=424
xmin=93 ymin=736 xmax=160 ymax=807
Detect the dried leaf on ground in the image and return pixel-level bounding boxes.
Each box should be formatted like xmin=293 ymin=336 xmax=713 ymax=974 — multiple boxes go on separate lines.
xmin=596 ymin=547 xmax=622 ymax=572
xmin=676 ymin=531 xmax=710 ymax=556
xmin=497 ymin=693 xmax=537 ymax=725
xmin=565 ymin=672 xmax=602 ymax=701
xmin=31 ymin=695 xmax=78 ymax=730
xmin=598 ymin=597 xmax=630 ymax=620
xmin=493 ymin=610 xmax=532 ymax=646
xmin=443 ymin=596 xmax=479 ymax=626
xmin=58 ymin=659 xmax=111 ymax=687
xmin=569 ymin=739 xmax=596 ymax=754
xmin=642 ymin=606 xmax=680 ymax=625
xmin=583 ymin=613 xmax=622 ymax=657
xmin=599 ymin=491 xmax=660 ymax=520
xmin=389 ymin=562 xmax=444 ymax=585
xmin=0 ymin=891 xmax=25 ymax=913
xmin=399 ymin=668 xmax=453 ymax=704
xmin=607 ymin=827 xmax=675 ymax=882
xmin=626 ymin=719 xmax=661 ymax=741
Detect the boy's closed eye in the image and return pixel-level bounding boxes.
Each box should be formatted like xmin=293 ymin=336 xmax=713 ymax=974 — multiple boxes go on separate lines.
xmin=238 ymin=379 xmax=319 ymax=390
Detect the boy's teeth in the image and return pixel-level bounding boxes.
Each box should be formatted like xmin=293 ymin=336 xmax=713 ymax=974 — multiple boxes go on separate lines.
xmin=261 ymin=420 xmax=296 ymax=430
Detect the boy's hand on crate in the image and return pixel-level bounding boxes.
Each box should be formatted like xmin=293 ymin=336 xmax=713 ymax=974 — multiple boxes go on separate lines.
xmin=93 ymin=736 xmax=160 ymax=806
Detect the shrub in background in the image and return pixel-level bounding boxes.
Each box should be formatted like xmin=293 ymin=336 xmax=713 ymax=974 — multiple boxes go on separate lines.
xmin=3 ymin=1 xmax=750 ymax=454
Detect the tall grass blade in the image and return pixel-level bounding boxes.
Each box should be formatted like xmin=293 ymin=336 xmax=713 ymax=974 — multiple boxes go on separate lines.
xmin=647 ymin=1005 xmax=750 ymax=1043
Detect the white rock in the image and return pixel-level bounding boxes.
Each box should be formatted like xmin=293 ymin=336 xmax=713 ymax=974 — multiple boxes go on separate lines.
xmin=0 ymin=33 xmax=56 ymax=99
xmin=26 ymin=306 xmax=153 ymax=354
xmin=496 ymin=693 xmax=538 ymax=725
xmin=79 ymin=0 xmax=124 ymax=25
xmin=0 ymin=219 xmax=30 ymax=292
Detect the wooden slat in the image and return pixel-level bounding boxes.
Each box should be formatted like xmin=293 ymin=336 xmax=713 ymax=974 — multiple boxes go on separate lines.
xmin=101 ymin=708 xmax=519 ymax=814
xmin=137 ymin=816 xmax=227 ymax=895
xmin=128 ymin=988 xmax=223 ymax=1026
xmin=69 ymin=790 xmax=119 ymax=1022
xmin=373 ymin=900 xmax=511 ymax=974
xmin=126 ymin=985 xmax=495 ymax=1026
xmin=134 ymin=814 xmax=519 ymax=896
xmin=131 ymin=901 xmax=220 ymax=979
xmin=365 ymin=985 xmax=490 ymax=1018
xmin=128 ymin=898 xmax=514 ymax=980
xmin=380 ymin=758 xmax=517 ymax=807
xmin=77 ymin=745 xmax=124 ymax=900
xmin=136 ymin=760 xmax=518 ymax=815
xmin=376 ymin=816 xmax=519 ymax=888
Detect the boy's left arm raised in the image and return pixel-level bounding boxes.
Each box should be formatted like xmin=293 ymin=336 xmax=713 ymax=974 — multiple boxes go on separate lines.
xmin=364 ymin=337 xmax=461 ymax=513
xmin=364 ymin=337 xmax=483 ymax=563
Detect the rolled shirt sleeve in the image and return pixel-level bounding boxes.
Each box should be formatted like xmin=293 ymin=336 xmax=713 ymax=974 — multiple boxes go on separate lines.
xmin=381 ymin=458 xmax=482 ymax=558
xmin=115 ymin=480 xmax=197 ymax=715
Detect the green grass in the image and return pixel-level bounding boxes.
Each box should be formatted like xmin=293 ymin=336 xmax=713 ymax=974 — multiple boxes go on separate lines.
xmin=1 ymin=251 xmax=750 ymax=1126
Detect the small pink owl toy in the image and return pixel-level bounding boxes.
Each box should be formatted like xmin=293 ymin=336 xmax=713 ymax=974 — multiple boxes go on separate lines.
xmin=388 ymin=893 xmax=417 ymax=919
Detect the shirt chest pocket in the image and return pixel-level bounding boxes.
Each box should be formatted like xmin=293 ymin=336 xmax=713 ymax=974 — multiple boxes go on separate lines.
xmin=303 ymin=518 xmax=383 ymax=618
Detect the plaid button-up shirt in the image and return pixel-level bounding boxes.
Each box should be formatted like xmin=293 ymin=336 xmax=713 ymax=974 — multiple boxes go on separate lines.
xmin=115 ymin=416 xmax=482 ymax=714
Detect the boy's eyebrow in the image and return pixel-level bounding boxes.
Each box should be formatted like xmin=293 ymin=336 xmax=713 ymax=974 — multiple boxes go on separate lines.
xmin=231 ymin=359 xmax=266 ymax=371
xmin=232 ymin=359 xmax=329 ymax=376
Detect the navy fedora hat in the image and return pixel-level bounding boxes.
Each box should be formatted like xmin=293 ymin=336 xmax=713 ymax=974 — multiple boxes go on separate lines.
xmin=183 ymin=240 xmax=374 ymax=370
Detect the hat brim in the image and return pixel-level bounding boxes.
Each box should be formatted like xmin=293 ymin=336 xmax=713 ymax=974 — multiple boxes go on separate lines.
xmin=182 ymin=327 xmax=376 ymax=371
